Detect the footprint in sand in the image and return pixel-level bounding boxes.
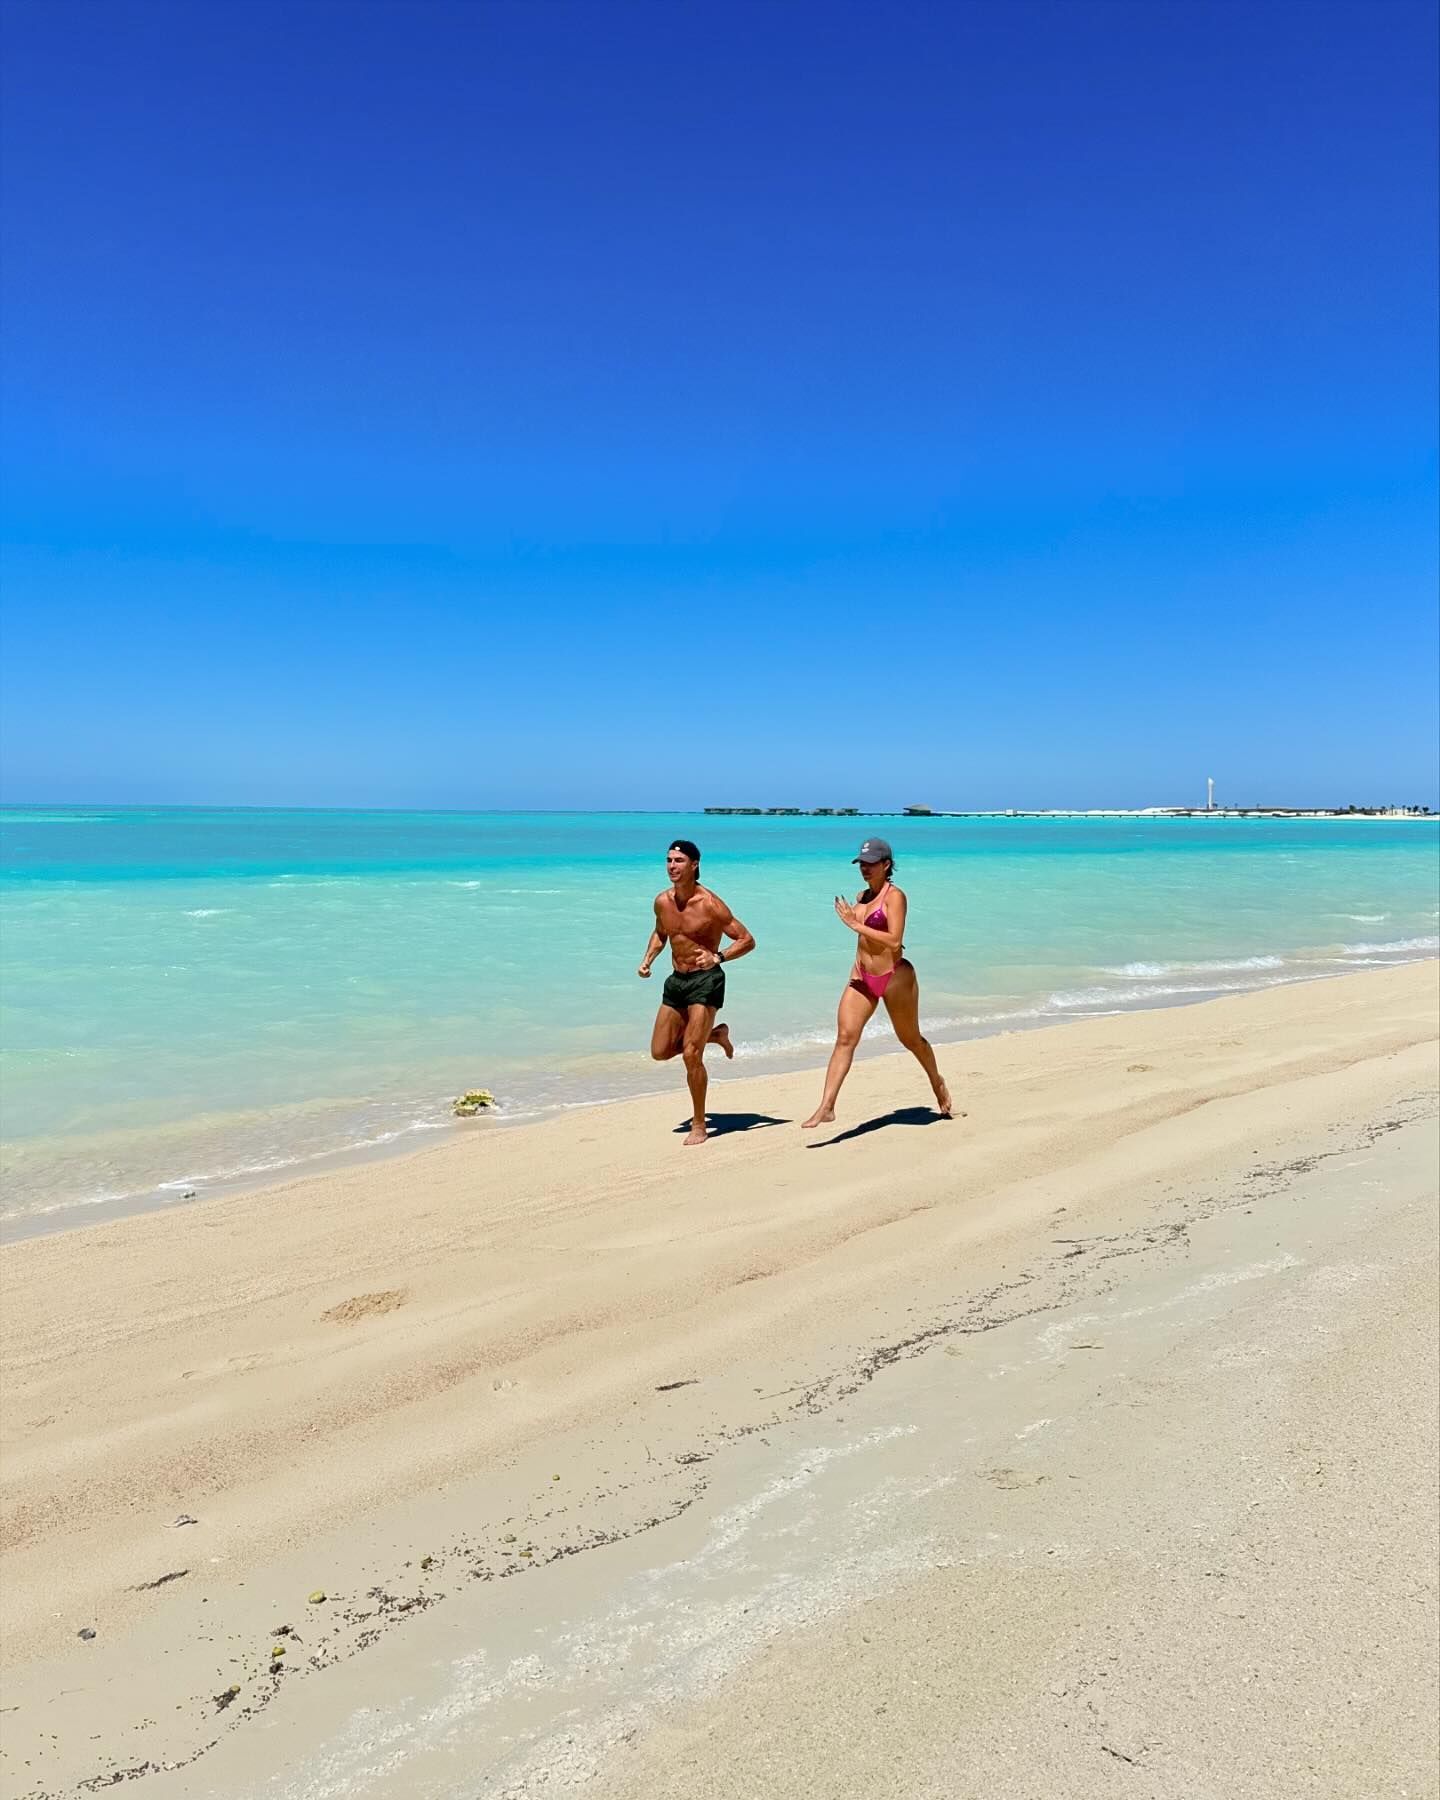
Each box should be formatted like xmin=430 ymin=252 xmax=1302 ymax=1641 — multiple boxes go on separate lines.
xmin=1127 ymin=1064 xmax=1156 ymax=1073
xmin=180 ymin=1351 xmax=269 ymax=1381
xmin=983 ymin=1466 xmax=1048 ymax=1490
xmin=321 ymin=1289 xmax=408 ymax=1325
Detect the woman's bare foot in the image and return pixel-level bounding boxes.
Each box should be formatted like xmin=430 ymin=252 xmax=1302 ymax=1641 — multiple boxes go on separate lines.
xmin=709 ymin=1023 xmax=734 ymax=1059
xmin=683 ymin=1123 xmax=709 ymax=1147
xmin=801 ymin=1105 xmax=836 ymax=1129
xmin=934 ymin=1081 xmax=953 ymax=1118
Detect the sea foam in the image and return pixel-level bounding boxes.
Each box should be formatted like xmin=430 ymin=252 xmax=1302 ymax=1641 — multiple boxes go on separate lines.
xmin=1101 ymin=955 xmax=1284 ymax=977
xmin=1339 ymin=935 xmax=1438 ymax=956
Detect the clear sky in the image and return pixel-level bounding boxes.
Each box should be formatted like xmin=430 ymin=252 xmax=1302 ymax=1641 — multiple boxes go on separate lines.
xmin=2 ymin=0 xmax=1435 ymax=811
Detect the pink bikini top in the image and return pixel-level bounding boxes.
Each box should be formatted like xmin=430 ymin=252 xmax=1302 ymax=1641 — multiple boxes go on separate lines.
xmin=863 ymin=885 xmax=891 ymax=930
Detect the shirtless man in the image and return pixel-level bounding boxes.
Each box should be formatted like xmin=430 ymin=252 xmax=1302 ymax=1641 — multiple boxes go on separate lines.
xmin=638 ymin=839 xmax=756 ymax=1145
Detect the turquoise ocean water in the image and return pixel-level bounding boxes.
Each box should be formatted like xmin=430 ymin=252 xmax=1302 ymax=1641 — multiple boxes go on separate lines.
xmin=1 ymin=807 xmax=1436 ymax=1237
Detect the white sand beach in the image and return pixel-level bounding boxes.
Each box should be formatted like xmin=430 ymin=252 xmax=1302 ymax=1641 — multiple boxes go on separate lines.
xmin=1 ymin=963 xmax=1436 ymax=1799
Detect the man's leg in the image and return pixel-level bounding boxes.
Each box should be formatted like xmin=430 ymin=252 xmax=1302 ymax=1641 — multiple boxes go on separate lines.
xmin=681 ymin=1005 xmax=717 ymax=1145
xmin=650 ymin=1005 xmax=685 ymax=1062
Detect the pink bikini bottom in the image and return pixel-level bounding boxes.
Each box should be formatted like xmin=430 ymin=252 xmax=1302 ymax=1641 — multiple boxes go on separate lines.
xmin=854 ymin=968 xmax=896 ymax=999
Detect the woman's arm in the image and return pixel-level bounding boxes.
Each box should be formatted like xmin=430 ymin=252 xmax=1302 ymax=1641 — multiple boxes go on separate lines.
xmin=832 ymin=887 xmax=907 ymax=949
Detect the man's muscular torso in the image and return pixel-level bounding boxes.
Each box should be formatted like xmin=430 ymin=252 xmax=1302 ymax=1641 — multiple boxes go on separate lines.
xmin=656 ymin=886 xmax=728 ymax=971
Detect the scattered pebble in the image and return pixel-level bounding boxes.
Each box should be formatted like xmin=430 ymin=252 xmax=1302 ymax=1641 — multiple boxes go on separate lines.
xmin=77 ymin=1628 xmax=96 ymax=1641
xmin=172 ymin=1514 xmax=199 ymax=1528
xmin=307 ymin=1591 xmax=327 ymax=1605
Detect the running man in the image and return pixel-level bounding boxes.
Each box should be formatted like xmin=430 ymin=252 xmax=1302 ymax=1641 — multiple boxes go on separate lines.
xmin=638 ymin=839 xmax=756 ymax=1145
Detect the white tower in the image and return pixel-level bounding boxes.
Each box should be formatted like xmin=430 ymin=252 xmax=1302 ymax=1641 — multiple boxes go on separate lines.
xmin=1207 ymin=777 xmax=1215 ymax=811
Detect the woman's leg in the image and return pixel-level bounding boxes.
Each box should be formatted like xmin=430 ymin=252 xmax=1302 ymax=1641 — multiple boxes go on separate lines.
xmin=882 ymin=963 xmax=952 ymax=1115
xmin=802 ymin=982 xmax=878 ymax=1127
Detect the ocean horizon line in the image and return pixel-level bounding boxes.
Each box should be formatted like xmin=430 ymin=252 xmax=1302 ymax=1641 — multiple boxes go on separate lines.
xmin=4 ymin=800 xmax=1436 ymax=819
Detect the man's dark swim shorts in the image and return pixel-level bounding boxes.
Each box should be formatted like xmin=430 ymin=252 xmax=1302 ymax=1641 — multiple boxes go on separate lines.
xmin=662 ymin=964 xmax=726 ymax=1015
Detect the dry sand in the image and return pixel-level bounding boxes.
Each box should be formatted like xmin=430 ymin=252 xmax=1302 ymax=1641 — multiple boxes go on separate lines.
xmin=1 ymin=964 xmax=1436 ymax=1799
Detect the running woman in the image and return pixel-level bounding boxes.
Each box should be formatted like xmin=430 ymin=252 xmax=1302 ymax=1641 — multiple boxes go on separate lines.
xmin=801 ymin=836 xmax=952 ymax=1128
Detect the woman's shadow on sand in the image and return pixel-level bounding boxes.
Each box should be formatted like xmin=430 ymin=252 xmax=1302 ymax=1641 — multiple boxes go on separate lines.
xmin=672 ymin=1112 xmax=791 ymax=1139
xmin=806 ymin=1104 xmax=953 ymax=1147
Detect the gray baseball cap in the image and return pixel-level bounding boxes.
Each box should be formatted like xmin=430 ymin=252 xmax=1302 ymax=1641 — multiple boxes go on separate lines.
xmin=852 ymin=837 xmax=893 ymax=864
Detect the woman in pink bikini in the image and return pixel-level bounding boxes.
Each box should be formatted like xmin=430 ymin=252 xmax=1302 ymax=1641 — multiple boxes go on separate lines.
xmin=801 ymin=836 xmax=952 ymax=1129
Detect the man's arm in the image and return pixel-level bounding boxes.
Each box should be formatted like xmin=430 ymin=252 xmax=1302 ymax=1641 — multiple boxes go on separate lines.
xmin=708 ymin=895 xmax=756 ymax=966
xmin=637 ymin=901 xmax=668 ymax=978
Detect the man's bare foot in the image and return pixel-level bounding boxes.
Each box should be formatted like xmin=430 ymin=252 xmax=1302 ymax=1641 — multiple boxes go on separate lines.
xmin=935 ymin=1082 xmax=953 ymax=1118
xmin=709 ymin=1023 xmax=734 ymax=1060
xmin=801 ymin=1105 xmax=836 ymax=1129
xmin=683 ymin=1124 xmax=709 ymax=1147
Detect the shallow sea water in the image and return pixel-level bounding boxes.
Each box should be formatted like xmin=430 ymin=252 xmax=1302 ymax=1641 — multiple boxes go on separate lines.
xmin=2 ymin=807 xmax=1435 ymax=1232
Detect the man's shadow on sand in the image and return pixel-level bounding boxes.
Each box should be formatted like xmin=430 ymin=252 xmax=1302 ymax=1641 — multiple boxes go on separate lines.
xmin=807 ymin=1104 xmax=953 ymax=1147
xmin=672 ymin=1112 xmax=791 ymax=1139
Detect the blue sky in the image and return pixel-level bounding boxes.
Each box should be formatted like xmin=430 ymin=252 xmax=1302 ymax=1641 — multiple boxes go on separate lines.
xmin=2 ymin=0 xmax=1435 ymax=810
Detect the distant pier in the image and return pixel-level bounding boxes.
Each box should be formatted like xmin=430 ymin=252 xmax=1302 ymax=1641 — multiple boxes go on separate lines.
xmin=703 ymin=805 xmax=1432 ymax=820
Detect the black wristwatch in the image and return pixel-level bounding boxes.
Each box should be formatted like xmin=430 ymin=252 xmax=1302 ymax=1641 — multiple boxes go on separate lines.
xmin=715 ymin=951 xmax=725 ymax=966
